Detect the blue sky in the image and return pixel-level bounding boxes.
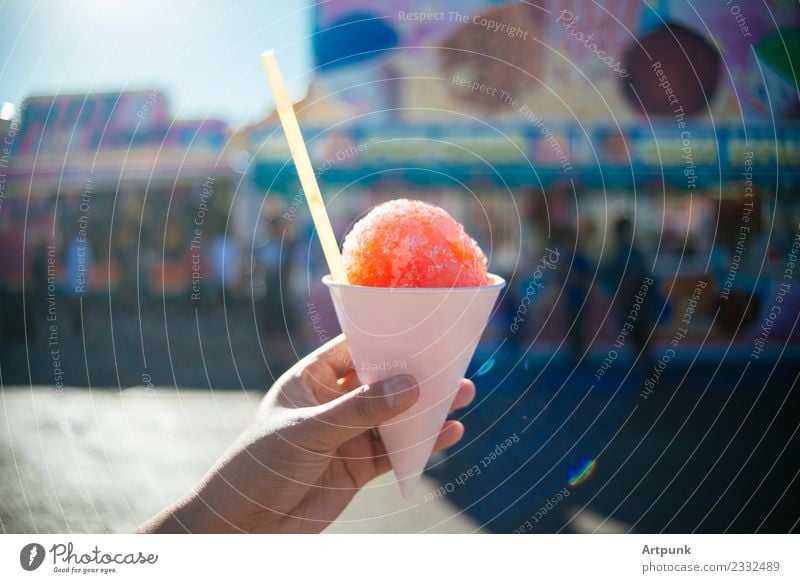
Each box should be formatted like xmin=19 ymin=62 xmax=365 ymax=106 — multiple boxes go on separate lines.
xmin=0 ymin=0 xmax=312 ymax=126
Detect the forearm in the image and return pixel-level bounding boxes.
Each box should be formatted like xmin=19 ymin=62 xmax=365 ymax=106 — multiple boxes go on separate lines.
xmin=137 ymin=471 xmax=252 ymax=534
xmin=137 ymin=491 xmax=227 ymax=534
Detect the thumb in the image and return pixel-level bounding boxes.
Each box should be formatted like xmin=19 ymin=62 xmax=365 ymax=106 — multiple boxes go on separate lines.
xmin=307 ymin=375 xmax=419 ymax=449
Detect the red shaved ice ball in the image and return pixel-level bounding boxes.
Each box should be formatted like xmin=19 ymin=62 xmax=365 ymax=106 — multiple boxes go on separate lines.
xmin=341 ymin=199 xmax=490 ymax=288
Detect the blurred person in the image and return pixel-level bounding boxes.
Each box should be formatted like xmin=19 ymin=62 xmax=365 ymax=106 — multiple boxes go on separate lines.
xmin=208 ymin=222 xmax=242 ymax=301
xmin=64 ymin=227 xmax=94 ymax=334
xmin=253 ymin=216 xmax=299 ymax=371
xmin=138 ymin=335 xmax=473 ymax=533
xmin=555 ymin=228 xmax=593 ymax=365
xmin=111 ymin=222 xmax=138 ymax=304
xmin=256 ymin=217 xmax=297 ymax=334
xmin=601 ymin=217 xmax=661 ymax=364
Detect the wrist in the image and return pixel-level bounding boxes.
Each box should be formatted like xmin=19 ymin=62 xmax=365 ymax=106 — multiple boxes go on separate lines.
xmin=138 ymin=480 xmax=242 ymax=534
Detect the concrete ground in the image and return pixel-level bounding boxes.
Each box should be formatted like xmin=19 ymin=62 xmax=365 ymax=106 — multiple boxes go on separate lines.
xmin=0 ymin=387 xmax=482 ymax=534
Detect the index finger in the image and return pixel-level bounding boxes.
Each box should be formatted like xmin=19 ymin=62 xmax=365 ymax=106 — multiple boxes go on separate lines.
xmin=302 ymin=335 xmax=356 ymax=404
xmin=311 ymin=334 xmax=354 ymax=379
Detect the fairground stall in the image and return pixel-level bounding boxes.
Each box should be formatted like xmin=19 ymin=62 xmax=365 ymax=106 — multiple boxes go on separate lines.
xmin=245 ymin=0 xmax=800 ymax=361
xmin=242 ymin=0 xmax=800 ymax=532
xmin=0 ymin=91 xmax=235 ymax=339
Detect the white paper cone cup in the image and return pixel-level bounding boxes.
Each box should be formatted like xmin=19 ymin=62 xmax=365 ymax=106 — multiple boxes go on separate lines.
xmin=324 ymin=274 xmax=505 ymax=498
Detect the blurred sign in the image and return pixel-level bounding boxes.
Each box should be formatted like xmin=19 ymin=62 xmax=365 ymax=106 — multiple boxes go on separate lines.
xmin=251 ymin=123 xmax=800 ymax=190
xmin=309 ymin=0 xmax=800 ymax=124
xmin=15 ymin=91 xmax=169 ymax=157
xmin=7 ymin=91 xmax=228 ymax=190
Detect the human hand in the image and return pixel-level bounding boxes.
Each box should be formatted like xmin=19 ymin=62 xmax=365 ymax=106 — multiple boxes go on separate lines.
xmin=139 ymin=335 xmax=475 ymax=533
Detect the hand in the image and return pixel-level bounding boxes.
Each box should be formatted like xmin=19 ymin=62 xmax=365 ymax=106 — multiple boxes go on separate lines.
xmin=138 ymin=335 xmax=475 ymax=533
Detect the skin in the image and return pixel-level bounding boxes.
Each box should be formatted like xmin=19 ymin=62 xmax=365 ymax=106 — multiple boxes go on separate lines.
xmin=138 ymin=335 xmax=475 ymax=533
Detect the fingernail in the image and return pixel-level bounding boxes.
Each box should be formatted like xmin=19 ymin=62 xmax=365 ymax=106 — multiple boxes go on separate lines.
xmin=372 ymin=374 xmax=418 ymax=409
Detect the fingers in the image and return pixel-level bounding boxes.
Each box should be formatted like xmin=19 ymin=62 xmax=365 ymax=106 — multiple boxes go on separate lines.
xmin=332 ymin=376 xmax=474 ymax=408
xmin=313 ymin=334 xmax=353 ymax=378
xmin=305 ymin=333 xmax=475 ymax=415
xmin=307 ymin=374 xmax=473 ymax=431
xmin=337 ymin=371 xmax=361 ymax=393
xmin=302 ymin=335 xmax=354 ymax=404
xmin=369 ymin=439 xmax=392 ymax=478
xmin=432 ymin=420 xmax=464 ymax=452
xmin=450 ymin=379 xmax=476 ymax=412
xmin=302 ymin=375 xmax=420 ymax=450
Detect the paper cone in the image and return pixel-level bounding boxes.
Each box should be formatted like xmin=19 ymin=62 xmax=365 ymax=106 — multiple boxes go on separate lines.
xmin=324 ymin=274 xmax=505 ymax=498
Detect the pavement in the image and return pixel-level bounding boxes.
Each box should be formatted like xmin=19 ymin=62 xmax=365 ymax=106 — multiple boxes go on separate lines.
xmin=0 ymin=387 xmax=482 ymax=534
xmin=2 ymin=296 xmax=798 ymax=533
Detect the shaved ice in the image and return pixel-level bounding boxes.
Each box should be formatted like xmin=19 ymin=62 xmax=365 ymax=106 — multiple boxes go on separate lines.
xmin=342 ymin=199 xmax=490 ymax=288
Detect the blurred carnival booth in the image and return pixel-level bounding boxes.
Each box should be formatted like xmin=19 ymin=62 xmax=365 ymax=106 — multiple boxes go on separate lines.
xmin=243 ymin=0 xmax=800 ymax=362
xmin=239 ymin=0 xmax=800 ymax=531
xmin=0 ymin=0 xmax=798 ymax=532
xmin=0 ymin=91 xmax=236 ymax=336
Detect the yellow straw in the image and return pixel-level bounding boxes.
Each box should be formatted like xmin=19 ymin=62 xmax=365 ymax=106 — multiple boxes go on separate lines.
xmin=260 ymin=49 xmax=350 ymax=284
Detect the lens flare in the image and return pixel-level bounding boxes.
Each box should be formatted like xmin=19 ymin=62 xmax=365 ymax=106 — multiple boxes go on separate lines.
xmin=475 ymin=357 xmax=496 ymax=377
xmin=0 ymin=102 xmax=14 ymax=121
xmin=568 ymin=458 xmax=597 ymax=487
